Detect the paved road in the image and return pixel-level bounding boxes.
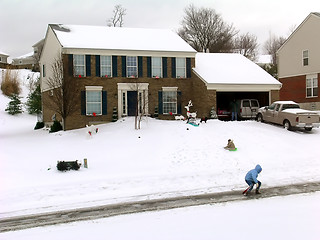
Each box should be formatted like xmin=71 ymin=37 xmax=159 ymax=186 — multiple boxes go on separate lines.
xmin=1 ymin=181 xmax=320 ymax=233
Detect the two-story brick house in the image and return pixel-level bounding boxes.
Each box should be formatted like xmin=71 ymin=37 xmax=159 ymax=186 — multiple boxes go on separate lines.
xmin=278 ymin=12 xmax=320 ymax=110
xmin=40 ymin=24 xmax=205 ymax=130
xmin=40 ymin=24 xmax=281 ymax=130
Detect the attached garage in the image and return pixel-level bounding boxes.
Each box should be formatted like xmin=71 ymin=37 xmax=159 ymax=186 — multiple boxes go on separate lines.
xmin=216 ymin=92 xmax=269 ymax=111
xmin=193 ymin=53 xmax=282 ymax=118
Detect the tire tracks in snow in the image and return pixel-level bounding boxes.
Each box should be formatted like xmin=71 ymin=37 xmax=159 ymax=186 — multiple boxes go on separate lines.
xmin=1 ymin=181 xmax=320 ymax=233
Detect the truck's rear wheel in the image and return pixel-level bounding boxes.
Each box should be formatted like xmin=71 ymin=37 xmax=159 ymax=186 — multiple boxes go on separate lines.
xmin=283 ymin=120 xmax=291 ymax=130
xmin=256 ymin=113 xmax=263 ymax=122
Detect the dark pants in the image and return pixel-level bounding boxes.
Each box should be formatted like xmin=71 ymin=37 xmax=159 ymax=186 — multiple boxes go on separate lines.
xmin=246 ymin=180 xmax=261 ymax=193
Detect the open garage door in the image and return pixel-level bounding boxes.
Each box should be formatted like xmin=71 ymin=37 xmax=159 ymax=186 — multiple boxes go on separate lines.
xmin=216 ymin=92 xmax=269 ymax=119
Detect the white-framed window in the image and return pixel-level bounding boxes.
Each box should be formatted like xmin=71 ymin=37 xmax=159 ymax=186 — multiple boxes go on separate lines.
xmin=74 ymin=55 xmax=85 ymax=77
xmin=86 ymin=88 xmax=102 ymax=115
xmin=162 ymin=87 xmax=177 ymax=114
xmin=306 ymin=74 xmax=318 ymax=98
xmin=127 ymin=56 xmax=137 ymax=78
xmin=101 ymin=55 xmax=112 ymax=77
xmin=152 ymin=57 xmax=162 ymax=78
xmin=176 ymin=57 xmax=186 ymax=78
xmin=303 ymin=50 xmax=309 ymax=66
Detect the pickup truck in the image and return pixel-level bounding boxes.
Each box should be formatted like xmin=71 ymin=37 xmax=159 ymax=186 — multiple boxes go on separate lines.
xmin=256 ymin=101 xmax=320 ymax=131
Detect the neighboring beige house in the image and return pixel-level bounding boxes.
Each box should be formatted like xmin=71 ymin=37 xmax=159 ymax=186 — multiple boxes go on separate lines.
xmin=12 ymin=52 xmax=36 ymax=69
xmin=40 ymin=24 xmax=281 ymax=130
xmin=11 ymin=39 xmax=44 ymax=71
xmin=277 ymin=12 xmax=320 ymax=110
xmin=32 ymin=39 xmax=45 ymax=71
xmin=0 ymin=51 xmax=9 ymax=68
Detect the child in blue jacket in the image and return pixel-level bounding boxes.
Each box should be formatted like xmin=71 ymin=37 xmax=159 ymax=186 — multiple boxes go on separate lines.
xmin=244 ymin=164 xmax=262 ymax=195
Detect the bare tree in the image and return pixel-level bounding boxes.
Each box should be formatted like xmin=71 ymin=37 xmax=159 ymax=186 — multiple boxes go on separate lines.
xmin=263 ymin=33 xmax=287 ymax=65
xmin=44 ymin=54 xmax=80 ymax=130
xmin=178 ymin=4 xmax=238 ymax=53
xmin=108 ymin=4 xmax=126 ymax=27
xmin=128 ymin=82 xmax=148 ymax=130
xmin=233 ymin=32 xmax=259 ymax=61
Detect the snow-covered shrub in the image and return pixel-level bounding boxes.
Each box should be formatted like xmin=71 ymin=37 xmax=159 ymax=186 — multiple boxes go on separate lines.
xmin=57 ymin=160 xmax=81 ymax=171
xmin=34 ymin=121 xmax=44 ymax=130
xmin=50 ymin=121 xmax=63 ymax=133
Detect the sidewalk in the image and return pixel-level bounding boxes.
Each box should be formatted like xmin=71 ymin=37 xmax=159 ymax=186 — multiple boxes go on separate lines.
xmin=1 ymin=181 xmax=320 ymax=233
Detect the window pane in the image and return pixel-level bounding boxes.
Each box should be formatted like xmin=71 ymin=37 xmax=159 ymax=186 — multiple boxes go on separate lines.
xmin=74 ymin=55 xmax=85 ymax=65
xmin=101 ymin=56 xmax=112 ymax=77
xmin=176 ymin=58 xmax=186 ymax=78
xmin=86 ymin=91 xmax=102 ymax=115
xmin=313 ymin=87 xmax=318 ymax=97
xmin=307 ymin=88 xmax=312 ymax=97
xmin=152 ymin=57 xmax=162 ymax=78
xmin=176 ymin=58 xmax=185 ymax=68
xmin=127 ymin=56 xmax=137 ymax=66
xmin=313 ymin=78 xmax=318 ymax=87
xmin=176 ymin=68 xmax=185 ymax=78
xmin=306 ymin=79 xmax=311 ymax=88
xmin=127 ymin=56 xmax=137 ymax=77
xmin=163 ymin=91 xmax=177 ymax=114
xmin=243 ymin=100 xmax=250 ymax=107
xmin=74 ymin=55 xmax=85 ymax=76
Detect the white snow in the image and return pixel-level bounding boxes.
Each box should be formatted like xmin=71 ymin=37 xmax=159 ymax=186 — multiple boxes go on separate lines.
xmin=51 ymin=24 xmax=196 ymax=53
xmin=1 ymin=69 xmax=320 ymax=238
xmin=2 ymin=193 xmax=320 ymax=240
xmin=194 ymin=53 xmax=282 ymax=85
xmin=257 ymin=54 xmax=272 ymax=64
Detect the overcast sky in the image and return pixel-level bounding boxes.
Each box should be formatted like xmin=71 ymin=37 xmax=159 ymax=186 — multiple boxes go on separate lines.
xmin=1 ymin=0 xmax=319 ymax=60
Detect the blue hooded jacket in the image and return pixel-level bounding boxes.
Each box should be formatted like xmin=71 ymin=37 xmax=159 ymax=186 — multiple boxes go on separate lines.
xmin=245 ymin=164 xmax=262 ymax=184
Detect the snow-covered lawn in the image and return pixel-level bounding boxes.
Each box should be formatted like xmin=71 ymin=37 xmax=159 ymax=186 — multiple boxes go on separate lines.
xmin=1 ymin=69 xmax=320 ymax=238
xmin=2 ymin=192 xmax=320 ymax=240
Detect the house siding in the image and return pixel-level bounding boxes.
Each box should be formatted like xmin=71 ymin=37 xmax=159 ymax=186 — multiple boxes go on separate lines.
xmin=278 ymin=13 xmax=320 ymax=110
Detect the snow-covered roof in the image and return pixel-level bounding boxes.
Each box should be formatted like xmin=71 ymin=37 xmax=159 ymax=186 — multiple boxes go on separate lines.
xmin=256 ymin=54 xmax=272 ymax=64
xmin=193 ymin=53 xmax=281 ymax=86
xmin=12 ymin=52 xmax=34 ymax=60
xmin=50 ymin=24 xmax=196 ymax=53
xmin=0 ymin=51 xmax=9 ymax=56
xmin=274 ymin=101 xmax=297 ymax=105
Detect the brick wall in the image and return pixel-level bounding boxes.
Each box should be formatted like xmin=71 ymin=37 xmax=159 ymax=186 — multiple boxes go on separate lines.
xmin=279 ymin=74 xmax=320 ymax=104
xmin=42 ymin=55 xmax=214 ymax=130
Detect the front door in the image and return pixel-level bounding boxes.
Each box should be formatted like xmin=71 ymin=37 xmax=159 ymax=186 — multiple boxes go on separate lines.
xmin=127 ymin=91 xmax=137 ymax=116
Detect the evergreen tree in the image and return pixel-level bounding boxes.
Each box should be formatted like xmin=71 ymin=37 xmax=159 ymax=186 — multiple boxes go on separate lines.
xmin=26 ymin=85 xmax=42 ymax=114
xmin=5 ymin=94 xmax=23 ymax=115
